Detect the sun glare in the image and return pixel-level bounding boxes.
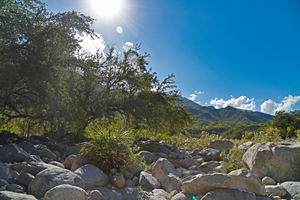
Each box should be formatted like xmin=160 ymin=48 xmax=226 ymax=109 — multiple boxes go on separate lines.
xmin=91 ymin=0 xmax=122 ymax=17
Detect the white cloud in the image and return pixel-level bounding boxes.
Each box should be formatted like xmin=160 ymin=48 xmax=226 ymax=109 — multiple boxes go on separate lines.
xmin=76 ymin=32 xmax=105 ymax=56
xmin=210 ymin=96 xmax=256 ymax=111
xmin=125 ymin=42 xmax=134 ymax=47
xmin=197 ymin=102 xmax=200 ymax=104
xmin=260 ymin=95 xmax=300 ymax=115
xmin=188 ymin=94 xmax=197 ymax=101
xmin=123 ymin=42 xmax=134 ymax=52
xmin=188 ymin=90 xmax=204 ymax=101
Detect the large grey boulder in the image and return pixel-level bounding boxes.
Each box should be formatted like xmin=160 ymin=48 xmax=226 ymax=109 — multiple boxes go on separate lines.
xmin=181 ymin=173 xmax=234 ymax=196
xmin=243 ymin=142 xmax=300 ymax=182
xmin=0 ymin=191 xmax=37 ymax=200
xmin=0 ymin=143 xmax=37 ymax=163
xmin=139 ymin=171 xmax=161 ymax=190
xmin=0 ymin=166 xmax=19 ymax=184
xmin=18 ymin=141 xmax=38 ymax=155
xmin=281 ymin=181 xmax=300 ymax=199
xmin=74 ymin=164 xmax=109 ymax=190
xmin=198 ymin=148 xmax=222 ymax=161
xmin=201 ymin=188 xmax=256 ymax=200
xmin=28 ymin=167 xmax=85 ymax=198
xmin=208 ymin=140 xmax=234 ymax=153
xmin=152 ymin=158 xmax=181 ymax=193
xmin=44 ymin=184 xmax=87 ymax=200
xmin=229 ymin=168 xmax=266 ymax=196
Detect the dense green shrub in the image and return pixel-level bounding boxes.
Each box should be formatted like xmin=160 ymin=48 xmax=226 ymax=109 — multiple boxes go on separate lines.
xmin=81 ymin=128 xmax=144 ymax=173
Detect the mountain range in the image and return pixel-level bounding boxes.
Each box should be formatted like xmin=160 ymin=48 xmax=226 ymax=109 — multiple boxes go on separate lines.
xmin=180 ymin=97 xmax=274 ymax=123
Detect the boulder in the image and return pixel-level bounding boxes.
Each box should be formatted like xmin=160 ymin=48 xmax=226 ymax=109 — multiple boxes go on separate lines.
xmin=153 ymin=144 xmax=170 ymax=155
xmin=28 ymin=167 xmax=85 ymax=198
xmin=149 ymin=189 xmax=169 ymax=200
xmin=128 ymin=163 xmax=144 ymax=177
xmin=63 ymin=154 xmax=76 ymax=170
xmin=125 ymin=179 xmax=136 ymax=187
xmin=179 ymin=158 xmax=198 ymax=168
xmin=0 ymin=143 xmax=36 ymax=163
xmin=281 ymin=181 xmax=300 ymax=199
xmin=0 ymin=191 xmax=37 ymax=200
xmin=188 ymin=148 xmax=201 ymax=156
xmin=0 ymin=165 xmax=19 ymax=184
xmin=229 ymin=168 xmax=266 ymax=196
xmin=123 ymin=170 xmax=133 ymax=180
xmin=208 ymin=140 xmax=234 ymax=153
xmin=15 ymin=172 xmax=34 ymax=187
xmin=176 ymin=167 xmax=203 ymax=178
xmin=112 ymin=173 xmax=125 ymax=189
xmin=139 ymin=171 xmax=161 ymax=190
xmin=239 ymin=141 xmax=253 ymax=150
xmin=20 ymin=161 xmax=58 ymax=176
xmin=87 ymin=190 xmax=104 ymax=200
xmin=243 ymin=142 xmax=300 ymax=182
xmin=74 ymin=164 xmax=109 ymax=190
xmin=137 ymin=151 xmax=157 ymax=163
xmin=181 ymin=173 xmax=234 ymax=195
xmin=201 ymin=188 xmax=256 ymax=200
xmin=0 ymin=178 xmax=9 ymax=188
xmin=48 ymin=161 xmax=65 ymax=168
xmin=18 ymin=141 xmax=38 ymax=155
xmin=198 ymin=148 xmax=222 ymax=161
xmin=37 ymin=147 xmax=57 ymax=160
xmin=6 ymin=183 xmax=26 ymax=193
xmin=44 ymin=184 xmax=87 ymax=200
xmin=265 ymin=185 xmax=287 ymax=197
xmin=262 ymin=176 xmax=276 ymax=185
xmin=152 ymin=158 xmax=181 ymax=193
xmin=171 ymin=192 xmax=189 ymax=200
xmin=70 ymin=153 xmax=92 ymax=171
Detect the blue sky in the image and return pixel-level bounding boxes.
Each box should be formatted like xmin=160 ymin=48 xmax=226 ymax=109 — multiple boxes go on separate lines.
xmin=43 ymin=0 xmax=300 ymax=115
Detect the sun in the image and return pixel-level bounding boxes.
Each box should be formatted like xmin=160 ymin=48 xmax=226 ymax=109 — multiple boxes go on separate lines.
xmin=91 ymin=0 xmax=122 ymax=18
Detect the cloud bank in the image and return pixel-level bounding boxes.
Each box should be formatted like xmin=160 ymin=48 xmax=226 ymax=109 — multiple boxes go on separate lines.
xmin=260 ymin=95 xmax=300 ymax=115
xmin=210 ymin=96 xmax=256 ymax=111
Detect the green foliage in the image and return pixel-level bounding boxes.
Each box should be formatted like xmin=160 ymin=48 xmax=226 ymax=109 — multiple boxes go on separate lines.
xmin=266 ymin=110 xmax=300 ymax=139
xmin=81 ymin=130 xmax=143 ymax=173
xmin=221 ymin=144 xmax=246 ymax=173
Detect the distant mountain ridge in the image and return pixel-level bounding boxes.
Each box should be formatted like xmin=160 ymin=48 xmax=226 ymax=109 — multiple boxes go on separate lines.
xmin=180 ymin=97 xmax=274 ymax=123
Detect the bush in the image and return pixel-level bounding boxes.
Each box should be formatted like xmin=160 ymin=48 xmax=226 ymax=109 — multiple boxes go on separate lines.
xmin=81 ymin=129 xmax=143 ymax=173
